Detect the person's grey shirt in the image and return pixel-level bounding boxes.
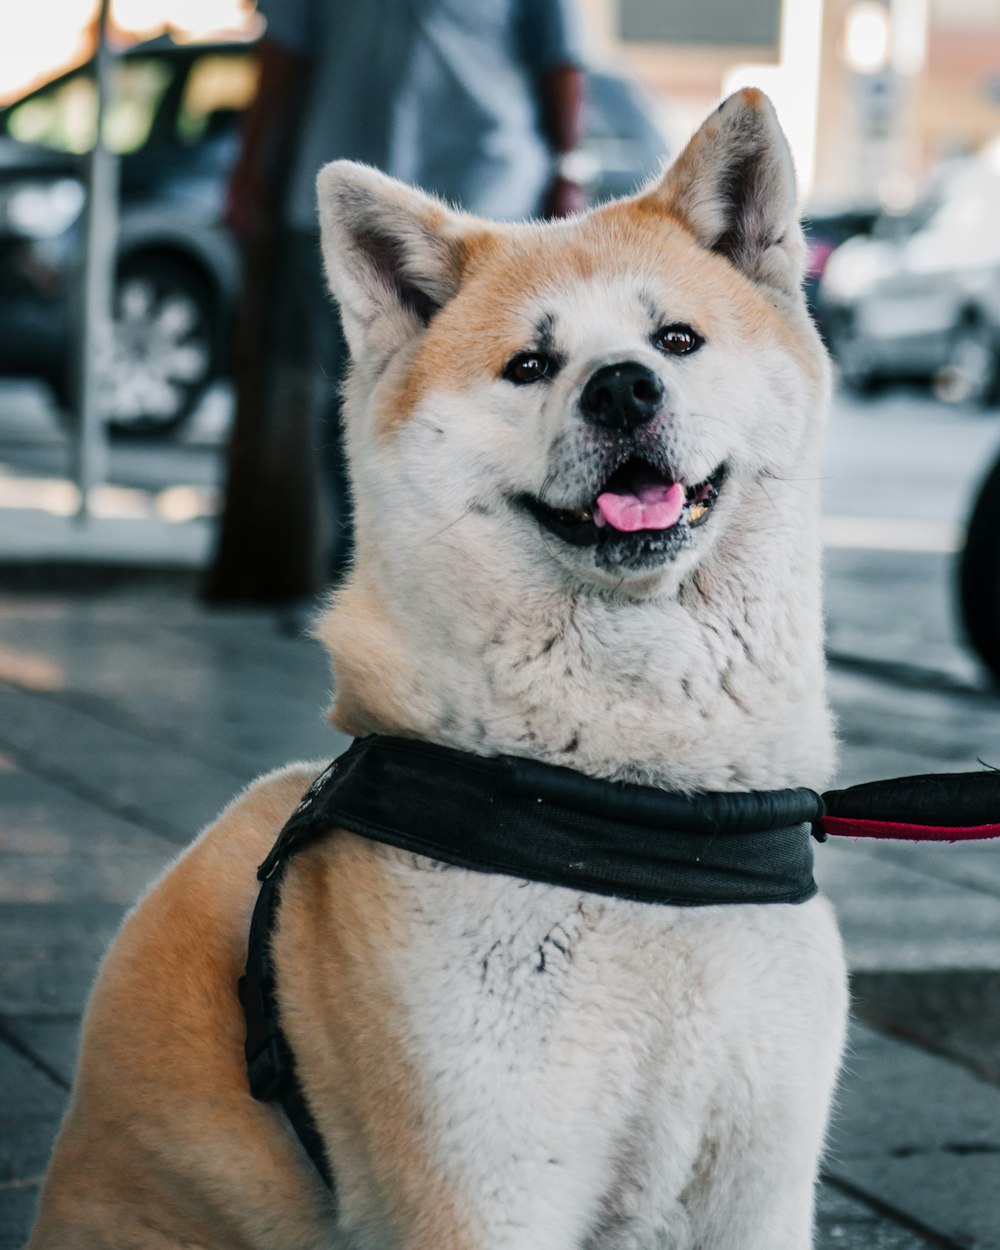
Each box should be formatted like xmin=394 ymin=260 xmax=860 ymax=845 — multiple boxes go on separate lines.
xmin=258 ymin=0 xmax=585 ymax=229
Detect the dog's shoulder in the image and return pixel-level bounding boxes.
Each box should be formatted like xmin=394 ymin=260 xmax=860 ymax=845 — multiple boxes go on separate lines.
xmin=191 ymin=759 xmax=328 ymax=882
xmin=109 ymin=759 xmax=326 ymax=970
xmin=78 ymin=761 xmax=324 ymax=1051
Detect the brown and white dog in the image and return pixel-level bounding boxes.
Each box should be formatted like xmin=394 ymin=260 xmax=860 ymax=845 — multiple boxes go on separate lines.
xmin=29 ymin=89 xmax=847 ymax=1250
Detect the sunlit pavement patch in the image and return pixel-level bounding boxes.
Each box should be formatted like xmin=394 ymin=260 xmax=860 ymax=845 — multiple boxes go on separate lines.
xmin=823 ymin=516 xmax=962 ymax=553
xmin=0 ymin=471 xmax=217 ymax=523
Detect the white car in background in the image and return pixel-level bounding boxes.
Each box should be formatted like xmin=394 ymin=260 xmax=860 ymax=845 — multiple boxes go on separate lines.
xmin=819 ymin=146 xmax=1000 ymax=406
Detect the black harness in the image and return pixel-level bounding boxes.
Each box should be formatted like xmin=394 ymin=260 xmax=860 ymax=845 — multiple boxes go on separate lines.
xmin=238 ymin=734 xmax=1000 ymax=1193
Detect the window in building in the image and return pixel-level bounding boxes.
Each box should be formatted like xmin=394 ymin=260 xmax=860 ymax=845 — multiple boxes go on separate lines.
xmin=618 ymin=0 xmax=781 ymax=48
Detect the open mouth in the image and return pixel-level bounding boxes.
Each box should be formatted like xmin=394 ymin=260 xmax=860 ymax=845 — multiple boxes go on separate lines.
xmin=519 ymin=459 xmax=727 ymax=559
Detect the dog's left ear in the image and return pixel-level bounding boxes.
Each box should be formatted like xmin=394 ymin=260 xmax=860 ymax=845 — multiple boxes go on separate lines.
xmin=648 ymin=89 xmax=804 ymax=299
xmin=317 ymin=161 xmax=467 ymax=359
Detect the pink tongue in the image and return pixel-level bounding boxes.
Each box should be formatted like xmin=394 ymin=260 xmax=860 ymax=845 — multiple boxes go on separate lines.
xmin=594 ymin=481 xmax=685 ymax=533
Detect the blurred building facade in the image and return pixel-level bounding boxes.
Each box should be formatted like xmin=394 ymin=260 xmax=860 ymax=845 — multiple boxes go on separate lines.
xmin=583 ymin=0 xmax=1000 ymax=207
xmin=4 ymin=0 xmax=1000 ymax=210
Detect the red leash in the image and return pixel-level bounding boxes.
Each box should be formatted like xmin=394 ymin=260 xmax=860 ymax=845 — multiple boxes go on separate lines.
xmin=816 ymin=772 xmax=1000 ymax=843
xmin=818 ymin=816 xmax=1000 ymax=842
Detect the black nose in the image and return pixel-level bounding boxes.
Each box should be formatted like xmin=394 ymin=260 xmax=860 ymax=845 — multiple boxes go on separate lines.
xmin=579 ymin=362 xmax=664 ymax=432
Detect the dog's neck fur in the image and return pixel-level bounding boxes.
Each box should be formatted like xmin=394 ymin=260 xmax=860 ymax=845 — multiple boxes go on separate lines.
xmin=317 ymin=471 xmax=833 ymax=795
xmin=311 ymin=91 xmax=837 ymax=797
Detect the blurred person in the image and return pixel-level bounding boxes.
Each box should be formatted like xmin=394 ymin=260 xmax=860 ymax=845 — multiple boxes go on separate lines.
xmin=209 ymin=0 xmax=586 ymax=599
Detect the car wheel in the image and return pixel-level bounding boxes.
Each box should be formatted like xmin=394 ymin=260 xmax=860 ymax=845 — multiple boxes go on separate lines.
xmin=958 ymin=448 xmax=1000 ymax=685
xmin=934 ymin=316 xmax=999 ymax=408
xmin=100 ymin=256 xmax=216 ymax=437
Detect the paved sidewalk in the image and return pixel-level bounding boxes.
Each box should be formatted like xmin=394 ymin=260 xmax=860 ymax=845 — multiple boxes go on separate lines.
xmin=0 ymin=553 xmax=998 ymax=1248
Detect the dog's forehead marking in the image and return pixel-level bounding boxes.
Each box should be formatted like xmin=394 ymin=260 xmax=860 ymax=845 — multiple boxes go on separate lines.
xmin=533 ymin=312 xmax=557 ymax=356
xmin=516 ymin=280 xmax=669 ymax=374
xmin=373 ymin=204 xmax=821 ymax=439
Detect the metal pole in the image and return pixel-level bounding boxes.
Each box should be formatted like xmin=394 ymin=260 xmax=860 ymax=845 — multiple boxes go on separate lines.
xmin=73 ymin=0 xmax=118 ymax=521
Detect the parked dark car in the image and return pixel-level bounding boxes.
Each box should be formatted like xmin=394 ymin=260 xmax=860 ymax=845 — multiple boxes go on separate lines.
xmin=0 ymin=37 xmax=670 ymax=438
xmin=0 ymin=37 xmax=255 ymax=434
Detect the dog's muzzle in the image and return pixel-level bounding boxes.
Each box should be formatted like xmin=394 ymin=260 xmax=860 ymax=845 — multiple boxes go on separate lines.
xmin=516 ymin=457 xmax=728 ymax=571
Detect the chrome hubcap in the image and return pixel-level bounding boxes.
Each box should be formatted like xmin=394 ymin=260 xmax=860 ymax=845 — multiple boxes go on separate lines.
xmin=99 ymin=277 xmax=211 ymax=427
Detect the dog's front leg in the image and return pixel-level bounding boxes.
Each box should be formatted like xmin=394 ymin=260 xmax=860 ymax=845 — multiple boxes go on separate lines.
xmin=325 ymin=1044 xmax=622 ymax=1250
xmin=686 ymin=1039 xmax=846 ymax=1247
xmin=652 ymin=903 xmax=849 ymax=1250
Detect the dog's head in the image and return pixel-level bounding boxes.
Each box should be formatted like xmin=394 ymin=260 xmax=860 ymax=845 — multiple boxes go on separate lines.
xmin=318 ymin=89 xmax=828 ymax=602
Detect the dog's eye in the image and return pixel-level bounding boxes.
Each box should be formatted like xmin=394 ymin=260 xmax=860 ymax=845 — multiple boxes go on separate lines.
xmin=654 ymin=324 xmax=702 ymax=357
xmin=502 ymin=352 xmax=556 ymax=385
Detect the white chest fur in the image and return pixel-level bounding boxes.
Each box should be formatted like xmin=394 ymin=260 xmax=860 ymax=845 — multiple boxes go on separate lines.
xmin=324 ymin=856 xmax=847 ymax=1250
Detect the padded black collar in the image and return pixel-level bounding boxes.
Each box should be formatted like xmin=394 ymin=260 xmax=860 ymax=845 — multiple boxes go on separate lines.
xmin=259 ymin=734 xmax=823 ymax=905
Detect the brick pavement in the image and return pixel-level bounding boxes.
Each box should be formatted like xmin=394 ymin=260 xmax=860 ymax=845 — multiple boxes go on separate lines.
xmin=0 ymin=554 xmax=998 ymax=1248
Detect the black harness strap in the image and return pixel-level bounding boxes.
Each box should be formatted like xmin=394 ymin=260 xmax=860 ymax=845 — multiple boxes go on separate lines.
xmin=238 ymin=738 xmax=824 ymax=1190
xmin=258 ymin=736 xmax=824 ymax=905
xmin=238 ymin=763 xmax=340 ymax=1194
xmin=239 ymin=736 xmax=1000 ymax=1193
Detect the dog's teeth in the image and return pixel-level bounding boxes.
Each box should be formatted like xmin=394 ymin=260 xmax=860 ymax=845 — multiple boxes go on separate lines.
xmin=687 ymin=503 xmax=708 ymax=525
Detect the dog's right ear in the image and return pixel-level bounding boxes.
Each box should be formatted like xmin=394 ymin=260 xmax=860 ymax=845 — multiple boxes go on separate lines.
xmin=645 ymin=89 xmax=804 ymax=299
xmin=317 ymin=162 xmax=467 ymax=361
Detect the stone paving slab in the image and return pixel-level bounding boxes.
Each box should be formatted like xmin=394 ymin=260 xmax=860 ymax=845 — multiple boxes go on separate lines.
xmin=0 ymin=597 xmax=329 ymax=701
xmin=824 ymin=548 xmax=985 ymax=689
xmin=828 ymin=1025 xmax=1000 ymax=1249
xmin=831 ymin=667 xmax=995 ymax=780
xmin=0 ymin=598 xmax=345 ymax=785
xmin=0 ymin=682 xmax=247 ymax=843
xmin=816 ymin=840 xmax=1000 ymax=972
xmin=0 ymin=1187 xmax=42 ymax=1250
xmin=860 ymin=837 xmax=1000 ymax=898
xmin=2 ymin=1018 xmax=79 ymax=1090
xmin=0 ymin=762 xmax=169 ymax=855
xmin=0 ymin=902 xmax=122 ymax=1018
xmin=816 ymin=1181 xmax=948 ymax=1249
xmin=0 ymin=1043 xmax=64 ymax=1185
xmin=852 ymin=970 xmax=1000 ymax=1087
